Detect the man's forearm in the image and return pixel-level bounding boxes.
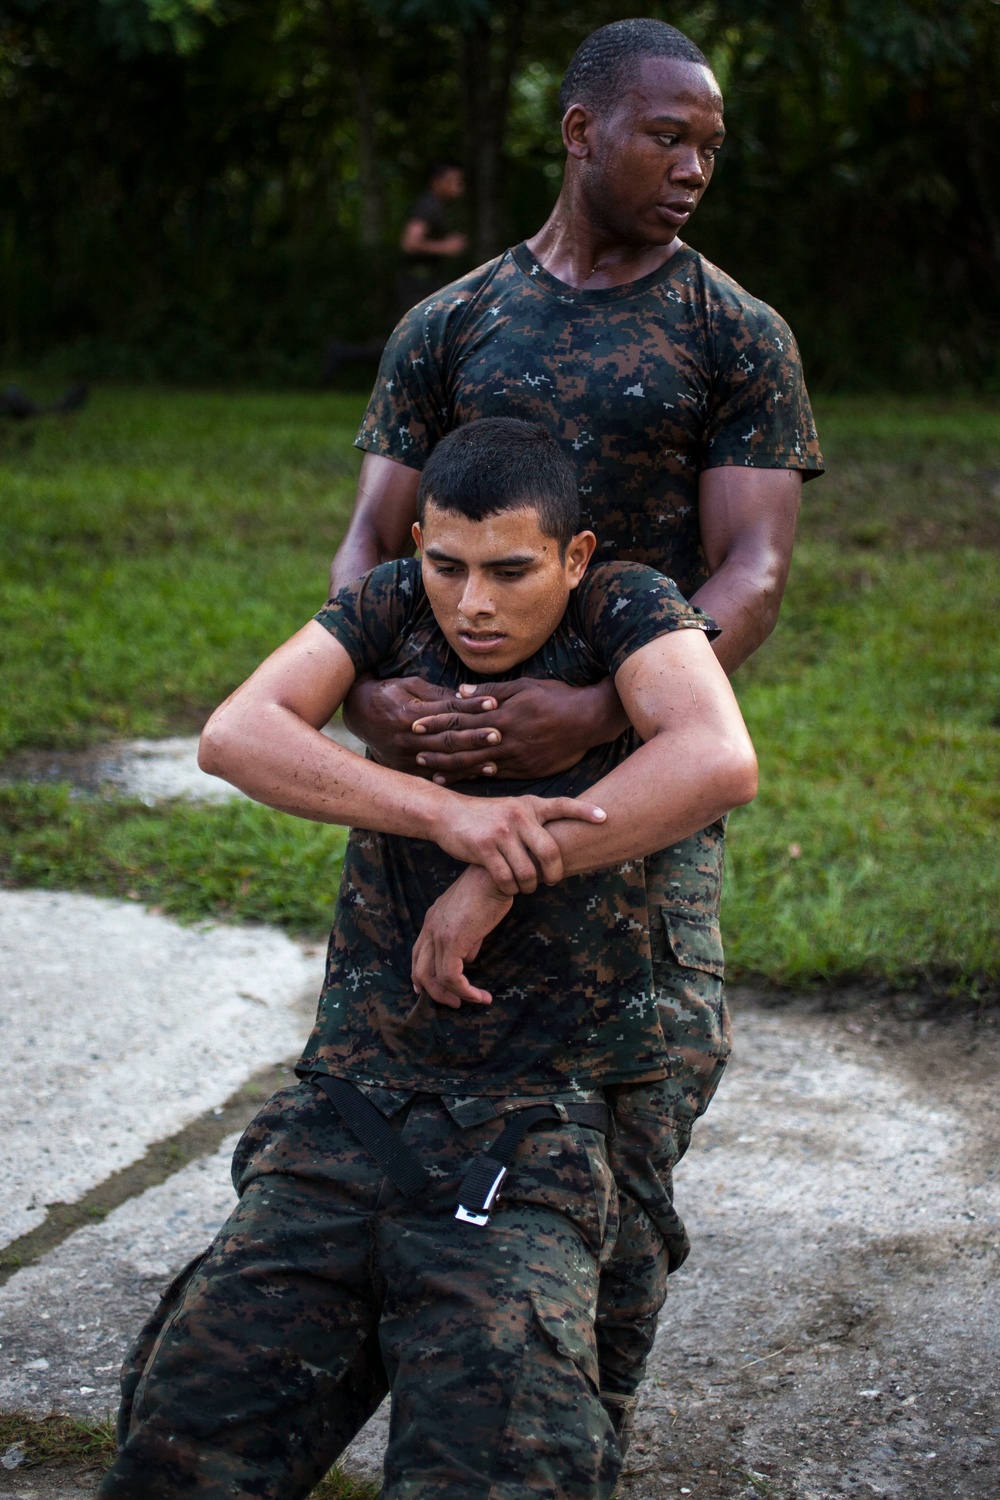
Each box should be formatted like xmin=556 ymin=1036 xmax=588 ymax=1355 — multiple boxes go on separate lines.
xmin=690 ymin=556 xmax=785 ymax=676
xmin=202 ymin=698 xmax=458 ymax=839
xmin=543 ymin=724 xmax=756 ymax=878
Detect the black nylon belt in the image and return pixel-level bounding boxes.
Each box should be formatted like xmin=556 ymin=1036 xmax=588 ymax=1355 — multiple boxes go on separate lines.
xmin=310 ymin=1076 xmax=609 ymax=1224
xmin=455 ymin=1102 xmax=611 ymax=1227
xmin=310 ymin=1075 xmax=429 ymax=1197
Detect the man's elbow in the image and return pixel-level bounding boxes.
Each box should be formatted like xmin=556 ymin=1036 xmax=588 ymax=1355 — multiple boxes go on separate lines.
xmin=722 ymin=740 xmax=758 ymax=809
xmin=198 ymin=711 xmax=236 ymax=779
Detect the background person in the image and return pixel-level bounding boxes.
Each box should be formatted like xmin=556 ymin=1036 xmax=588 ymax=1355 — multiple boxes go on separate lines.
xmin=322 ymin=163 xmax=468 ymax=384
xmin=397 ymin=162 xmax=468 ymax=316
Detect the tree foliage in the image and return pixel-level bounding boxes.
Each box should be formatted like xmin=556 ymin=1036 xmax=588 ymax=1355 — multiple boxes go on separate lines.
xmin=1 ymin=0 xmax=997 ymax=385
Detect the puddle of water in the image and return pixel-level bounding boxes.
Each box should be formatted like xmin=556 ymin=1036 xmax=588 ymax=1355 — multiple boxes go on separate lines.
xmin=0 ymin=725 xmax=365 ymax=805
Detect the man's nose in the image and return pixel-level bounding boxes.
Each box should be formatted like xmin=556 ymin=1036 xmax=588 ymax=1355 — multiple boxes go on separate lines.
xmin=670 ymin=148 xmax=707 ymax=186
xmin=458 ymin=573 xmax=496 ymax=618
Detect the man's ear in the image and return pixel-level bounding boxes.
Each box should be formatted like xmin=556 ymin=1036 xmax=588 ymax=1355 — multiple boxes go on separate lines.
xmin=562 ymin=104 xmax=594 ymax=160
xmin=411 ymin=521 xmax=423 ymax=551
xmin=565 ymin=530 xmax=597 ymax=586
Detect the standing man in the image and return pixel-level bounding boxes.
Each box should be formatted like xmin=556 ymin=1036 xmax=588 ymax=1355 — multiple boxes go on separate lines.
xmin=332 ymin=15 xmax=822 ymax=1444
xmin=397 ymin=162 xmax=468 ymax=316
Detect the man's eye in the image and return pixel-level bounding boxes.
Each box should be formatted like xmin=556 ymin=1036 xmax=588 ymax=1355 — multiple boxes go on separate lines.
xmin=496 ymin=569 xmax=526 ymax=580
xmin=657 ymin=134 xmax=679 ymax=147
xmin=433 ymin=563 xmax=458 ymax=575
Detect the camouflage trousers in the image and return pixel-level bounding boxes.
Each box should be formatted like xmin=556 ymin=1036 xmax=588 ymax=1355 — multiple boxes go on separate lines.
xmin=597 ymin=818 xmax=732 ymax=1397
xmin=100 ymin=824 xmax=729 ymax=1497
xmin=100 ymin=1085 xmax=622 ymax=1500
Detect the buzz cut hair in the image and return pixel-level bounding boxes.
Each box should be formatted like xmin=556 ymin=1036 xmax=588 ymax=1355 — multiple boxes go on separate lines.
xmin=559 ymin=17 xmax=708 ymax=118
xmin=417 ymin=418 xmax=581 ymax=551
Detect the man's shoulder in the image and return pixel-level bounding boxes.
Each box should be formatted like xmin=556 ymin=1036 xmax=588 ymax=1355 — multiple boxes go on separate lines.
xmin=393 ymin=252 xmax=513 ymax=341
xmin=576 ymin=559 xmax=682 ymax=615
xmin=680 ymin=248 xmax=797 ymax=343
xmin=318 ymin=557 xmax=425 ymax=649
xmin=353 ymin=556 xmax=423 ymax=603
xmin=573 ymin=561 xmax=713 ymax=651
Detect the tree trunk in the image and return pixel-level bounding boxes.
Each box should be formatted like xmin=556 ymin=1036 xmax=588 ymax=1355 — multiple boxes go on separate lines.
xmin=966 ymin=12 xmax=1000 ymax=268
xmin=319 ymin=0 xmax=390 ymax=326
xmin=460 ymin=0 xmax=527 ymax=263
xmin=319 ymin=0 xmax=383 ymax=251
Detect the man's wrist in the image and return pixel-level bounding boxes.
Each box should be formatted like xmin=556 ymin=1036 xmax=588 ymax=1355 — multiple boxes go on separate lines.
xmin=459 ymin=861 xmax=509 ymax=902
xmin=583 ymin=677 xmax=629 ymax=749
xmin=418 ymin=785 xmax=465 ymax=846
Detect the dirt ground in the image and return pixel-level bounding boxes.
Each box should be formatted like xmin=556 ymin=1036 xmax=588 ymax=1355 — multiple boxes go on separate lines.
xmin=618 ymin=989 xmax=1000 ymax=1500
xmin=1 ymin=985 xmax=997 ymax=1500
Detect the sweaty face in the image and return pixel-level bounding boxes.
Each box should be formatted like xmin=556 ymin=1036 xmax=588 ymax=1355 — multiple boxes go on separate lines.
xmin=579 ymin=56 xmax=724 ymax=245
xmin=413 ymin=502 xmax=595 ymax=674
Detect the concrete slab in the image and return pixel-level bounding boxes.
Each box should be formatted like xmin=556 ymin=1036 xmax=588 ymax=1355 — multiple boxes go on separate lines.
xmin=0 ymin=890 xmax=324 ymax=1249
xmin=0 ymin=1136 xmax=242 ymax=1420
xmin=0 ymin=726 xmax=365 ymax=805
xmin=0 ymin=1133 xmax=387 ymax=1490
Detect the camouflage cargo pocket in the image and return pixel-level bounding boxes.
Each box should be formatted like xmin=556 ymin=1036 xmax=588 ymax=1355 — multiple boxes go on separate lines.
xmin=651 ymin=903 xmax=732 ymax=1144
xmin=115 ymin=1250 xmax=209 ymax=1449
xmin=530 ymin=1289 xmax=601 ymax=1394
xmin=655 ymin=902 xmax=725 ymax=986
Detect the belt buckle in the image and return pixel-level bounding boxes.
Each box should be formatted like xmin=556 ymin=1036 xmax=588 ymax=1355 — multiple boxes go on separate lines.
xmin=455 ymin=1205 xmax=492 ymax=1226
xmin=454 ymin=1162 xmax=507 ymax=1228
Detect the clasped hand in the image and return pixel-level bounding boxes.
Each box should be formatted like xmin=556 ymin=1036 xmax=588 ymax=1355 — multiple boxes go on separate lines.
xmin=342 ymin=674 xmax=625 ymax=786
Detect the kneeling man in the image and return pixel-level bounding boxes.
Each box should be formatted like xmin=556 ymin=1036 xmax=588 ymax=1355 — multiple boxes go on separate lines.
xmin=100 ymin=417 xmax=756 ymax=1500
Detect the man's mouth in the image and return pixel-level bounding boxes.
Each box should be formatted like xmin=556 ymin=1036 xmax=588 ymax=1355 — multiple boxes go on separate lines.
xmin=457 ymin=629 xmax=506 ymax=653
xmin=656 ymin=199 xmax=695 ymax=227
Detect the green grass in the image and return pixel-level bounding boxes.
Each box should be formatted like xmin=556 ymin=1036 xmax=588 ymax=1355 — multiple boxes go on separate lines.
xmin=726 ymin=545 xmax=999 ymax=991
xmin=1 ymin=387 xmax=998 ymax=993
xmin=0 ymin=783 xmax=347 ymax=932
xmin=0 ymin=388 xmax=364 ymax=753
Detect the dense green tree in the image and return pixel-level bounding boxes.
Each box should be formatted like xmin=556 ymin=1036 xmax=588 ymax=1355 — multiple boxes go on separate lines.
xmin=0 ymin=0 xmax=997 ymax=384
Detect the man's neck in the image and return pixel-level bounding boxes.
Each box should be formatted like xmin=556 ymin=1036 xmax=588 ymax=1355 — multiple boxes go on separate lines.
xmin=525 ymin=190 xmax=682 ymax=291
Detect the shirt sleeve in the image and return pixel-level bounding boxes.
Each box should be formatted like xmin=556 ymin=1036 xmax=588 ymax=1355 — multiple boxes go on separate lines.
xmin=702 ymin=295 xmax=824 ymax=478
xmin=355 ymin=301 xmax=452 ymax=469
xmin=313 ymin=559 xmax=420 ymax=674
xmin=579 ymin=562 xmax=720 ymax=679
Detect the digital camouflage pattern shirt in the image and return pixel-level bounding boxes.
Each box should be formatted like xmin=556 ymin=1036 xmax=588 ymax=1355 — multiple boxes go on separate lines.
xmin=358 ymin=242 xmax=823 ymax=599
xmin=297 ymin=557 xmax=717 ymax=1096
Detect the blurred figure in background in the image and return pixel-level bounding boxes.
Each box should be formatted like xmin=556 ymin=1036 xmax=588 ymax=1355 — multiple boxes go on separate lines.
xmin=322 ymin=164 xmax=467 ymax=384
xmin=397 ymin=163 xmax=468 ymax=316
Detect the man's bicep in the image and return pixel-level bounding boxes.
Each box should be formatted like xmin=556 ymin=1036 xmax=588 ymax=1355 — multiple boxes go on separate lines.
xmin=228 ymin=622 xmax=358 ymax=730
xmin=698 ymin=465 xmax=801 ymax=574
xmin=351 ymin=453 xmax=421 ymax=552
xmin=613 ymin=628 xmax=744 ymax=743
xmin=330 ymin=454 xmax=421 ymax=590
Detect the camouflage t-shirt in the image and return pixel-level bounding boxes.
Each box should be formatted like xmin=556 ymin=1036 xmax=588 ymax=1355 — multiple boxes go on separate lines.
xmin=297 ymin=557 xmax=718 ymax=1096
xmin=358 ymin=243 xmax=823 ymax=597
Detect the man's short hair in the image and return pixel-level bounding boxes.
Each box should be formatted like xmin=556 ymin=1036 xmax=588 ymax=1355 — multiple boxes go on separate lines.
xmin=418 ymin=419 xmax=581 ymax=549
xmin=559 ymin=18 xmax=708 ymax=117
